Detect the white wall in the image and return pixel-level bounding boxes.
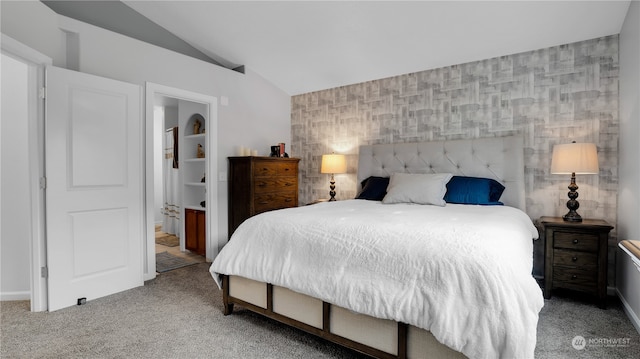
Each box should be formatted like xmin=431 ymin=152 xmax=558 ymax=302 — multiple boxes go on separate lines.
xmin=153 ymin=106 xmax=164 ymax=225
xmin=0 ymin=54 xmax=32 ymax=299
xmin=618 ymin=1 xmax=640 ymax=242
xmin=1 ymin=1 xmax=291 ymax=253
xmin=164 ymin=106 xmax=179 ymax=129
xmin=617 ymin=2 xmax=640 ymax=331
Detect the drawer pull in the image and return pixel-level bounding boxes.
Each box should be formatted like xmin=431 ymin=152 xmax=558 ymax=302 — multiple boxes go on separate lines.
xmin=259 ymin=201 xmax=269 ymax=205
xmin=573 ymin=239 xmax=579 ymax=245
xmin=572 ymin=256 xmax=578 ymax=262
xmin=285 ymin=199 xmax=292 ymax=202
xmin=571 ymin=275 xmax=578 ymax=280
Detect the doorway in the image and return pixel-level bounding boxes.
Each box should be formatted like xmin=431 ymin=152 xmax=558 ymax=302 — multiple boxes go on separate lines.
xmin=143 ymin=83 xmax=218 ymax=281
xmin=153 ymin=97 xmax=205 ymax=272
xmin=1 ymin=53 xmax=32 ymax=301
xmin=1 ymin=35 xmax=51 ymax=312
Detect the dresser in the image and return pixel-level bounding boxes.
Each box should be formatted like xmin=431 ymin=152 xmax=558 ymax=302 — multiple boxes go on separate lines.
xmin=540 ymin=216 xmax=613 ymax=308
xmin=228 ymin=156 xmax=300 ymax=238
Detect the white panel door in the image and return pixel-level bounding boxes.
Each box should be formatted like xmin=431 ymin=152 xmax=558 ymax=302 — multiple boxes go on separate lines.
xmin=46 ymin=66 xmax=143 ymax=311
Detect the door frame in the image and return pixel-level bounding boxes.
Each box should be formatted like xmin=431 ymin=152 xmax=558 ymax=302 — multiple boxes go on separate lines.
xmin=1 ymin=34 xmax=51 ymax=312
xmin=144 ymin=83 xmax=218 ymax=281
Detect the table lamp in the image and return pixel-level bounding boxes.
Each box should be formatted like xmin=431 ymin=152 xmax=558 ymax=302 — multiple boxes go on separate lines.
xmin=320 ymin=154 xmax=347 ymax=201
xmin=550 ymin=142 xmax=599 ymax=222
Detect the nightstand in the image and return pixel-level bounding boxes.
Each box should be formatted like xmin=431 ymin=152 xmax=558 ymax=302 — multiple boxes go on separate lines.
xmin=540 ymin=216 xmax=613 ymax=308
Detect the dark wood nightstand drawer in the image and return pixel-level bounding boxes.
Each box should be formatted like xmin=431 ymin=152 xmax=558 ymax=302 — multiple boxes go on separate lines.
xmin=552 ymin=267 xmax=598 ymax=291
xmin=553 ymin=249 xmax=598 ymax=267
xmin=553 ymin=231 xmax=599 ymax=252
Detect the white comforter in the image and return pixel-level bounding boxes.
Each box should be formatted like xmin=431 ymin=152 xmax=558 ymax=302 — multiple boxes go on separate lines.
xmin=210 ymin=200 xmax=544 ymax=359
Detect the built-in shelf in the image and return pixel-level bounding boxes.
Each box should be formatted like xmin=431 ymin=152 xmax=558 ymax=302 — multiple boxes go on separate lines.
xmin=182 ymin=112 xmax=207 ymax=224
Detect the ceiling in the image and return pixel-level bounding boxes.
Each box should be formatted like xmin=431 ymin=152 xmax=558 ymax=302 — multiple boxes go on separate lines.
xmin=48 ymin=1 xmax=632 ymax=96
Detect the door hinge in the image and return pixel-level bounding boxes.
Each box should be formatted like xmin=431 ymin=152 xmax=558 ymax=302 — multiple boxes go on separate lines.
xmin=41 ymin=266 xmax=48 ymax=278
xmin=39 ymin=177 xmax=46 ymax=190
xmin=39 ymin=87 xmax=46 ymax=99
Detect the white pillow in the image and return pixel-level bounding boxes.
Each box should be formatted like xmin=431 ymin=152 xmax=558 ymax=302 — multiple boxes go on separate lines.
xmin=382 ymin=173 xmax=453 ymax=206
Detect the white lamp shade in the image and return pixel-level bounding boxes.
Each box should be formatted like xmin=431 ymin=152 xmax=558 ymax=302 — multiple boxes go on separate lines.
xmin=550 ymin=142 xmax=599 ymax=175
xmin=320 ymin=154 xmax=347 ymax=174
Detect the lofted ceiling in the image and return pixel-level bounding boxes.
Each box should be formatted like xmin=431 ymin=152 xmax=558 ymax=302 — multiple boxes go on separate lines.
xmin=47 ymin=1 xmax=631 ymax=95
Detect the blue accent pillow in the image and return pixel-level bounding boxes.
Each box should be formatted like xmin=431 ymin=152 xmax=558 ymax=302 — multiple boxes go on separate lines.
xmin=356 ymin=176 xmax=389 ymax=201
xmin=444 ymin=176 xmax=505 ymax=205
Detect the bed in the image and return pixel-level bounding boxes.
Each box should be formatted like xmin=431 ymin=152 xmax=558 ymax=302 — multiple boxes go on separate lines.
xmin=210 ymin=136 xmax=544 ymax=359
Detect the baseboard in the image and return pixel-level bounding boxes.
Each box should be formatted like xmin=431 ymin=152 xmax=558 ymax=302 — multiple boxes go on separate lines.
xmin=0 ymin=291 xmax=30 ymax=301
xmin=617 ymin=288 xmax=640 ymax=335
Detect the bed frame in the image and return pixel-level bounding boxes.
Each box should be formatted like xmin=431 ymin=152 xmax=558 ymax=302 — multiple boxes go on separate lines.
xmin=222 ymin=135 xmax=525 ymax=358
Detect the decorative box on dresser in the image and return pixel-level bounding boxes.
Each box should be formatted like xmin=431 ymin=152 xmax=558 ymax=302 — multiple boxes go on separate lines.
xmin=540 ymin=216 xmax=613 ymax=308
xmin=228 ymin=157 xmax=300 ymax=238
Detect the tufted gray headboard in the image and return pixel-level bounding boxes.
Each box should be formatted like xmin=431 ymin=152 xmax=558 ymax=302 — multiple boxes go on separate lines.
xmin=357 ymin=136 xmax=526 ymax=211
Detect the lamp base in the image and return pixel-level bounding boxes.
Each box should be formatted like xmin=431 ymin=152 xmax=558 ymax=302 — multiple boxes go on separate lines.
xmin=562 ymin=210 xmax=582 ymax=222
xmin=562 ymin=172 xmax=582 ymax=222
xmin=328 ymin=174 xmax=337 ymax=202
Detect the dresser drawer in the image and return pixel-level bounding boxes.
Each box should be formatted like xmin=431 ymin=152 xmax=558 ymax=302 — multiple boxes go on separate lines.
xmin=553 ymin=267 xmax=598 ymax=291
xmin=553 ymin=231 xmax=599 ymax=252
xmin=553 ymin=249 xmax=598 ymax=268
xmin=254 ymin=192 xmax=297 ymax=213
xmin=253 ymin=161 xmax=297 ymax=177
xmin=254 ymin=177 xmax=297 ymax=193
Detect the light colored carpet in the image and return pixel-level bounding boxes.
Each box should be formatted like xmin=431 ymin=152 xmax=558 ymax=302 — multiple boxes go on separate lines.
xmin=1 ymin=263 xmax=639 ymax=358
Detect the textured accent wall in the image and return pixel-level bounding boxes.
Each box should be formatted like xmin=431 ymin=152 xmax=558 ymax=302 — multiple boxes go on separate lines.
xmin=291 ymin=36 xmax=619 ymax=278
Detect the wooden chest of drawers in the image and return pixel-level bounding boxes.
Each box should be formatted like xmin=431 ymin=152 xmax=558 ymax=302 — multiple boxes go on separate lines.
xmin=228 ymin=156 xmax=299 ymax=238
xmin=540 ymin=216 xmax=613 ymax=308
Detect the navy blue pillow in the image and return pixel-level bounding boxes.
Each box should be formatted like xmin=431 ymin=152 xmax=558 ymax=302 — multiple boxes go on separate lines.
xmin=356 ymin=176 xmax=390 ymax=201
xmin=444 ymin=176 xmax=505 ymax=205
